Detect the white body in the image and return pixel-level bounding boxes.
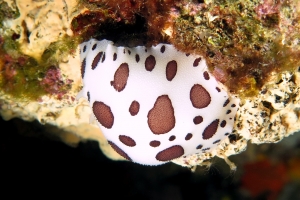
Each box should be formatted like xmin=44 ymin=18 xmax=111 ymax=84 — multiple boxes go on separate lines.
xmin=78 ymin=39 xmax=239 ymax=165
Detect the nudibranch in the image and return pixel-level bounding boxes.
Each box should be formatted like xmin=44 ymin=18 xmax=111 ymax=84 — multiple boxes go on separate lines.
xmin=77 ymin=39 xmax=239 ymax=166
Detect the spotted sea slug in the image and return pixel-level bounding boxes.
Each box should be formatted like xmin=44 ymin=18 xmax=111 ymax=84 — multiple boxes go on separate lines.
xmin=77 ymin=39 xmax=240 ymax=166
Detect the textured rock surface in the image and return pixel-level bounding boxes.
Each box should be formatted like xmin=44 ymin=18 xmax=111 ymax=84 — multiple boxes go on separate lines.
xmin=3 ymin=0 xmax=86 ymax=60
xmin=173 ymin=69 xmax=300 ymax=168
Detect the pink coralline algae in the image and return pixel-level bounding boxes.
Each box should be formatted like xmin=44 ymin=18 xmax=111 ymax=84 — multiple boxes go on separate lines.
xmin=255 ymin=0 xmax=281 ymax=22
xmin=2 ymin=54 xmax=17 ymax=81
xmin=40 ymin=66 xmax=73 ymax=99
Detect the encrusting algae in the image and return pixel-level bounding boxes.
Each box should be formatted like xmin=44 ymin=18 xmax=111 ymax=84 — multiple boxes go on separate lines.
xmin=171 ymin=0 xmax=300 ymax=97
xmin=0 ymin=0 xmax=83 ymax=99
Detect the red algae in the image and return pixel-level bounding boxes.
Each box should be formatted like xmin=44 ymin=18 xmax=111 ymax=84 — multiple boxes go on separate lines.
xmin=72 ymin=0 xmax=178 ymax=45
xmin=255 ymin=0 xmax=281 ymax=26
xmin=0 ymin=34 xmax=75 ymax=100
xmin=40 ymin=66 xmax=73 ymax=100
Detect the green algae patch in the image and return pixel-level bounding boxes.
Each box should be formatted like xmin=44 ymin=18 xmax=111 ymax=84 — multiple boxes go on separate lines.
xmin=0 ymin=34 xmax=81 ymax=100
xmin=40 ymin=35 xmax=81 ymax=67
xmin=0 ymin=1 xmax=19 ymax=29
xmin=0 ymin=54 xmax=46 ymax=100
xmin=0 ymin=0 xmax=86 ymax=100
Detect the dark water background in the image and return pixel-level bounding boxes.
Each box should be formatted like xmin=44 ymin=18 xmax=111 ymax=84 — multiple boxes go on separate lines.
xmin=1 ymin=116 xmax=300 ymax=200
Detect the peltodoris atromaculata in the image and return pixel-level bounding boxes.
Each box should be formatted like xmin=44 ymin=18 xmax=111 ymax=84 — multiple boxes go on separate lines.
xmin=77 ymin=39 xmax=239 ymax=165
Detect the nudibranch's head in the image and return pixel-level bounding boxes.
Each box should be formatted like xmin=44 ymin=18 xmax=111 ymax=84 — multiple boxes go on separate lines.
xmin=77 ymin=39 xmax=239 ymax=165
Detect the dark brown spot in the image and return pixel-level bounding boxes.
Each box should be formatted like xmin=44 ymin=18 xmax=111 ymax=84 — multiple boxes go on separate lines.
xmin=129 ymin=100 xmax=140 ymax=116
xmin=110 ymin=63 xmax=129 ymax=92
xmin=213 ymin=139 xmax=221 ymax=144
xmin=145 ymin=48 xmax=147 ymax=52
xmin=83 ymin=45 xmax=86 ymax=52
xmin=135 ymin=54 xmax=140 ymax=63
xmin=92 ymin=44 xmax=97 ymax=50
xmin=147 ymin=95 xmax=175 ymax=134
xmin=190 ymin=84 xmax=211 ymax=108
xmin=223 ymin=99 xmax=230 ymax=107
xmin=123 ymin=49 xmax=125 ymax=54
xmin=160 ymin=45 xmax=166 ymax=53
xmin=108 ymin=141 xmax=132 ymax=161
xmin=166 ymin=60 xmax=177 ymax=81
xmin=196 ymin=144 xmax=203 ymax=149
xmin=203 ymin=71 xmax=210 ymax=80
xmin=226 ymin=110 xmax=231 ymax=114
xmin=231 ymin=104 xmax=236 ymax=107
xmin=225 ymin=132 xmax=229 ymax=135
xmin=186 ymin=53 xmax=190 ymax=57
xmin=128 ymin=50 xmax=131 ymax=55
xmin=193 ymin=57 xmax=201 ymax=67
xmin=228 ymin=134 xmax=237 ymax=144
xmin=202 ymin=119 xmax=219 ymax=139
xmin=11 ymin=33 xmax=20 ymax=40
xmin=185 ymin=133 xmax=193 ymax=140
xmin=87 ymin=91 xmax=90 ymax=102
xmin=93 ymin=101 xmax=114 ymax=129
xmin=169 ymin=135 xmax=176 ymax=141
xmin=150 ymin=140 xmax=161 ymax=147
xmin=101 ymin=52 xmax=106 ymax=62
xmin=113 ymin=53 xmax=117 ymax=61
xmin=119 ymin=135 xmax=136 ymax=147
xmin=220 ymin=120 xmax=226 ymax=127
xmin=156 ymin=145 xmax=184 ymax=161
xmin=202 ymin=147 xmax=210 ymax=151
xmin=145 ymin=55 xmax=156 ymax=71
xmin=92 ymin=52 xmax=103 ymax=69
xmin=193 ymin=116 xmax=203 ymax=124
xmin=216 ymin=87 xmax=221 ymax=92
xmin=81 ymin=58 xmax=86 ymax=78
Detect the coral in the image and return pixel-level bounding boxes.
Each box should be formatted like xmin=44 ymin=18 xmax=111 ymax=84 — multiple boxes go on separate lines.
xmin=171 ymin=0 xmax=300 ymax=96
